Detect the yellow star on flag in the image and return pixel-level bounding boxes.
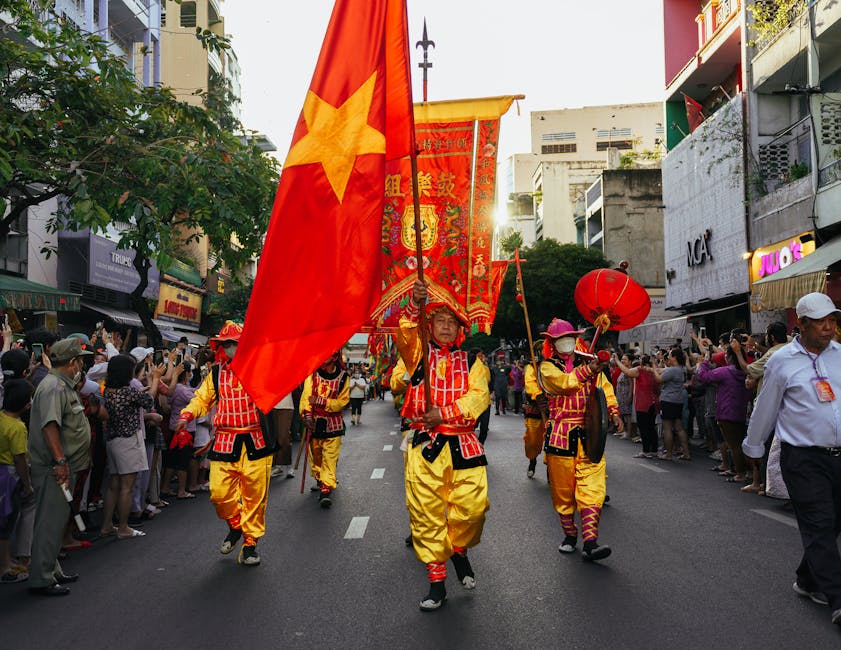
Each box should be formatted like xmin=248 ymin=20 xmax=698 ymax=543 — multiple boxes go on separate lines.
xmin=284 ymin=72 xmax=386 ymax=203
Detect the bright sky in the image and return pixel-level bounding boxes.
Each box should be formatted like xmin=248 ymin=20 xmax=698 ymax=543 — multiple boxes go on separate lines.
xmin=222 ymin=0 xmax=666 ymax=162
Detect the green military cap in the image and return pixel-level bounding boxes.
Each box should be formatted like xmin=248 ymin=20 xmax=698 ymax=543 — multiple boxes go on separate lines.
xmin=50 ymin=337 xmax=94 ymax=362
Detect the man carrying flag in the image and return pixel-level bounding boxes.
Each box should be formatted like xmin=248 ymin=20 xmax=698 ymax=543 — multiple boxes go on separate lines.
xmin=231 ymin=0 xmax=414 ymax=413
xmin=397 ymin=279 xmax=491 ymax=611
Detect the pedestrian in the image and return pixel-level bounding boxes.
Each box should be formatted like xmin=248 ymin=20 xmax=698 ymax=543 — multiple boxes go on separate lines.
xmin=269 ymin=392 xmax=295 ymax=479
xmin=538 ymin=319 xmax=622 ymax=561
xmin=650 ymin=348 xmax=690 ymax=460
xmin=27 ymin=338 xmax=92 ymax=596
xmin=491 ymin=361 xmax=510 ymax=415
xmin=300 ymin=351 xmax=350 ymax=507
xmin=510 ymin=360 xmax=524 ymax=414
xmin=0 ymin=379 xmax=34 ymax=583
xmin=614 ymin=353 xmax=659 ymax=458
xmin=397 ymin=279 xmax=490 ymax=611
xmin=174 ymin=321 xmax=277 ymax=567
xmin=348 ymin=369 xmax=368 ymax=426
xmin=742 ymin=292 xmax=841 ymax=626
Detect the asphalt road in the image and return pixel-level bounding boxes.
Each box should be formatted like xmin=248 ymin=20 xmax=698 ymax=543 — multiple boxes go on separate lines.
xmin=2 ymin=397 xmax=839 ymax=649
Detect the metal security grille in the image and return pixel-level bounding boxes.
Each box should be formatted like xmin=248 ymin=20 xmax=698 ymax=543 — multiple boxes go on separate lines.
xmin=759 ymin=143 xmax=790 ymax=181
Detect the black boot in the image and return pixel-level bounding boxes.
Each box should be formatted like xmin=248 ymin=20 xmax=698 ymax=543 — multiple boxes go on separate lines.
xmin=451 ymin=552 xmax=475 ymax=589
xmin=558 ymin=535 xmax=577 ymax=554
xmin=582 ymin=540 xmax=611 ymax=562
xmin=419 ymin=581 xmax=446 ymax=611
xmin=319 ymin=489 xmax=332 ymax=508
xmin=220 ymin=527 xmax=242 ymax=555
xmin=404 ymin=534 xmax=413 ymax=548
xmin=527 ymin=459 xmax=537 ymax=478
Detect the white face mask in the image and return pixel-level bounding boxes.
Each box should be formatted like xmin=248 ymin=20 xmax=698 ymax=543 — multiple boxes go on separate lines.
xmin=223 ymin=343 xmax=237 ymax=359
xmin=554 ymin=338 xmax=576 ymax=355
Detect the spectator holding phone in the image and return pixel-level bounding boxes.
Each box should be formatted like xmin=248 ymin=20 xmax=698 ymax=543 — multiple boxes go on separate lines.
xmin=24 ymin=328 xmax=58 ymax=389
xmin=348 ymin=369 xmax=368 ymax=426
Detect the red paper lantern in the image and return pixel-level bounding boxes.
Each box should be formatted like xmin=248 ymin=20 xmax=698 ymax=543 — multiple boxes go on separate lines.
xmin=574 ymin=268 xmax=651 ymax=331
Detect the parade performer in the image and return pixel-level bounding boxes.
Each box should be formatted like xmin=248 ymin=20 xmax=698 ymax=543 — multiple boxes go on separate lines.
xmin=523 ymin=349 xmax=547 ymax=479
xmin=397 ymin=279 xmax=491 ymax=611
xmin=538 ymin=318 xmax=621 ymax=561
xmin=300 ymin=351 xmax=349 ymax=508
xmin=174 ymin=321 xmax=276 ymax=567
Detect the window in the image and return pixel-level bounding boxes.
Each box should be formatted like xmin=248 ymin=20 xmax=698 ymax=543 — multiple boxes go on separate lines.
xmin=180 ymin=1 xmax=197 ymax=28
xmin=596 ymin=140 xmax=633 ymax=151
xmin=542 ymin=143 xmax=577 ymax=154
xmin=541 ymin=132 xmax=576 ymax=142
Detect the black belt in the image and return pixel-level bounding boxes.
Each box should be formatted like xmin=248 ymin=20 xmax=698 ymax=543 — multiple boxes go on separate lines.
xmin=813 ymin=446 xmax=841 ymax=456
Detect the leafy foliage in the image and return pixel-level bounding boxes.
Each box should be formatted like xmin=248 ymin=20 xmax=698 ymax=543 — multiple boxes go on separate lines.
xmin=1 ymin=1 xmax=279 ymax=345
xmin=748 ymin=1 xmax=808 ymax=48
xmin=491 ymin=239 xmax=609 ymax=344
xmin=497 ymin=229 xmax=523 ymax=258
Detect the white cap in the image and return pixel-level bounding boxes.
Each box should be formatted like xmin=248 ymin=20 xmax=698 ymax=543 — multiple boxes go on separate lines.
xmin=129 ymin=346 xmax=154 ymax=363
xmin=795 ymin=292 xmax=841 ymax=320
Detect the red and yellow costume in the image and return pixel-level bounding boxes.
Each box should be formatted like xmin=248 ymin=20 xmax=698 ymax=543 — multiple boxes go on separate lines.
xmin=539 ymin=336 xmax=618 ymax=551
xmin=177 ymin=322 xmax=275 ymax=561
xmin=300 ymin=364 xmax=349 ymax=500
xmin=397 ymin=301 xmax=491 ymax=600
xmin=523 ymin=362 xmax=545 ymax=467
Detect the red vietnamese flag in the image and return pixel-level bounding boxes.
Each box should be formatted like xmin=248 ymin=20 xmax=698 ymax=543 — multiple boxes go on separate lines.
xmin=683 ymin=93 xmax=704 ymax=133
xmin=232 ymin=0 xmax=414 ymax=412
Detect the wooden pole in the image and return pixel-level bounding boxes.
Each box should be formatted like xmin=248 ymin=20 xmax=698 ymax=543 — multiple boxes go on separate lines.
xmin=514 ymin=249 xmax=547 ymax=427
xmin=410 ymin=153 xmax=432 ymax=408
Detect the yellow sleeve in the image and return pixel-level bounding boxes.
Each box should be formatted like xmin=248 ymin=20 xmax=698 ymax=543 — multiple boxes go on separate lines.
xmin=597 ymin=371 xmax=620 ymax=417
xmin=396 ymin=314 xmax=423 ymax=377
xmin=449 ymin=359 xmax=491 ymax=422
xmin=300 ymin=376 xmax=313 ymax=417
xmin=181 ymin=373 xmax=216 ymax=420
xmin=539 ymin=359 xmax=594 ymax=395
xmin=524 ymin=364 xmax=541 ymax=399
xmin=390 ymin=358 xmax=409 ymax=397
xmin=326 ymin=375 xmax=350 ymax=413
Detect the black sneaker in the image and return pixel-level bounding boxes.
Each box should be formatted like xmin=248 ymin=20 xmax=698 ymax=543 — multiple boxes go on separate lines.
xmin=793 ymin=580 xmax=829 ymax=606
xmin=220 ymin=528 xmax=242 ymax=555
xmin=451 ymin=552 xmax=475 ymax=589
xmin=238 ymin=545 xmax=260 ymax=566
xmin=832 ymin=608 xmax=841 ymax=626
xmin=310 ymin=481 xmax=322 ymax=492
xmin=527 ymin=459 xmax=537 ymax=479
xmin=319 ymin=490 xmax=332 ymax=508
xmin=581 ymin=541 xmax=612 ymax=562
xmin=419 ymin=581 xmax=446 ymax=611
xmin=558 ymin=536 xmax=577 ymax=554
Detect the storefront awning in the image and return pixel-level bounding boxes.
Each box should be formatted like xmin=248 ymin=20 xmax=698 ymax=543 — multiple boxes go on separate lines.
xmin=81 ymin=302 xmax=174 ymax=331
xmin=159 ymin=330 xmax=208 ymax=346
xmin=0 ymin=275 xmax=80 ymax=312
xmin=751 ymin=234 xmax=841 ymax=311
xmin=618 ymin=302 xmax=748 ymax=346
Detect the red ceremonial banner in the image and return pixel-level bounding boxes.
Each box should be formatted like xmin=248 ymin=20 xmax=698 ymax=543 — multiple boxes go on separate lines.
xmin=365 ymin=96 xmax=517 ymax=335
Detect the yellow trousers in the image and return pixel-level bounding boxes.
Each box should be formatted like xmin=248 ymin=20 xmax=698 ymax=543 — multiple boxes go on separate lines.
xmin=209 ymin=450 xmax=272 ymax=543
xmin=546 ymin=442 xmax=606 ymax=542
xmin=523 ymin=417 xmax=544 ymax=461
xmin=405 ymin=440 xmax=489 ymax=565
xmin=309 ymin=436 xmax=342 ymax=490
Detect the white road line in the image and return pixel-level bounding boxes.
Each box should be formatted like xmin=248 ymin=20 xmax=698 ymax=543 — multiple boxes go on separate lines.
xmin=636 ymin=462 xmax=669 ymax=473
xmin=751 ymin=509 xmax=798 ymax=529
xmin=344 ymin=516 xmax=370 ymax=539
xmin=383 ymin=444 xmax=393 ymax=451
xmin=371 ymin=468 xmax=385 ymax=479
xmin=389 ymin=430 xmax=397 ymax=435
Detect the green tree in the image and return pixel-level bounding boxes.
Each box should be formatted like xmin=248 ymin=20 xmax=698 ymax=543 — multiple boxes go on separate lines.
xmin=205 ymin=278 xmax=253 ymax=334
xmin=492 ymin=239 xmax=610 ymax=348
xmin=1 ymin=2 xmax=279 ymax=346
xmin=498 ymin=229 xmax=523 ymax=259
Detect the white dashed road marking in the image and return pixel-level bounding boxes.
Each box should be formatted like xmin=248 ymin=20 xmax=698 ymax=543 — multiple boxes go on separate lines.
xmin=751 ymin=509 xmax=798 ymax=528
xmin=389 ymin=430 xmax=397 ymax=435
xmin=383 ymin=444 xmax=393 ymax=451
xmin=371 ymin=468 xmax=385 ymax=479
xmin=637 ymin=463 xmax=669 ymax=473
xmin=344 ymin=516 xmax=370 ymax=539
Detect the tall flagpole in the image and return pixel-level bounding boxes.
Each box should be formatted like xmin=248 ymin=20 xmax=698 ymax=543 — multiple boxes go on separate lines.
xmin=514 ymin=249 xmax=537 ymax=375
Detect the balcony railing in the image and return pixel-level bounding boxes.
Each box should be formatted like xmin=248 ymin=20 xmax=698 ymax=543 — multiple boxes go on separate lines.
xmin=757 ymin=115 xmax=812 ymax=193
xmin=819 ymin=158 xmax=841 ymax=188
xmin=697 ymin=0 xmax=741 ymax=50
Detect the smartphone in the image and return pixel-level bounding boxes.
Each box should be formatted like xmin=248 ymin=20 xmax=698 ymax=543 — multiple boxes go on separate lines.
xmin=31 ymin=342 xmax=44 ymax=360
xmin=175 ymin=353 xmax=183 ymax=366
xmin=153 ymin=350 xmax=164 ymax=365
xmin=699 ymin=326 xmax=706 ymax=339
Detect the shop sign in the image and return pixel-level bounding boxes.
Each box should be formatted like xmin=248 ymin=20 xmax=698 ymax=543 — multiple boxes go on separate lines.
xmin=750 ymin=233 xmax=816 ymax=283
xmin=686 ymin=229 xmax=712 ymax=268
xmin=154 ymin=282 xmax=202 ymax=326
xmin=88 ymin=235 xmax=160 ymax=298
